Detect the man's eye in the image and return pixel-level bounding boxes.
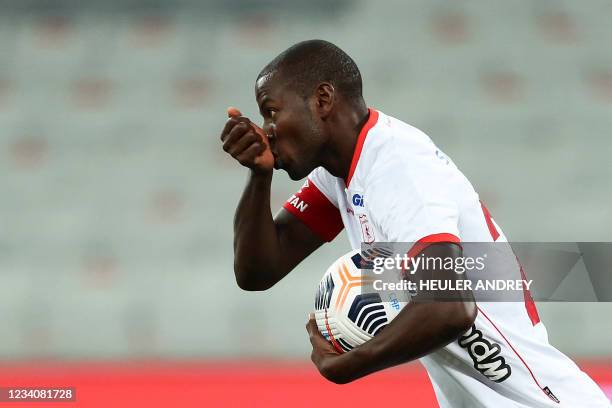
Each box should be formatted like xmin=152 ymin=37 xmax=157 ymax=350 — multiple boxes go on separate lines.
xmin=267 ymin=109 xmax=276 ymax=117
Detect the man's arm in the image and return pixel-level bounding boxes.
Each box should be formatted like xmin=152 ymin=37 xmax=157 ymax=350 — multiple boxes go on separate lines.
xmin=306 ymin=242 xmax=477 ymax=384
xmin=221 ymin=108 xmax=324 ymax=291
xmin=233 ymin=171 xmax=324 ymax=290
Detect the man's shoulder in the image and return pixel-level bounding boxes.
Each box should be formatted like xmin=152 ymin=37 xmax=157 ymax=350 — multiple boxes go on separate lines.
xmin=365 ymin=111 xmax=436 ymax=164
xmin=371 ymin=110 xmax=431 ymax=142
xmin=360 ymin=112 xmax=436 ymax=180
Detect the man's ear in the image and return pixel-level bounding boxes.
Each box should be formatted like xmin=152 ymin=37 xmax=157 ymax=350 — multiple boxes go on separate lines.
xmin=314 ymin=82 xmax=335 ymax=119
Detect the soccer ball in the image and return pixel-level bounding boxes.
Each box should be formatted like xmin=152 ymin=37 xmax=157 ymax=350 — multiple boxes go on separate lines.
xmin=314 ymin=249 xmax=409 ymax=353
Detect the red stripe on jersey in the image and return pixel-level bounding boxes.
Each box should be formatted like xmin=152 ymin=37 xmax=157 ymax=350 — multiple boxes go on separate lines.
xmin=345 ymin=108 xmax=379 ymax=187
xmin=283 ymin=178 xmax=343 ymax=242
xmin=479 ymin=203 xmax=540 ymax=325
xmin=480 ymin=202 xmax=500 ymax=241
xmin=517 ymin=257 xmax=541 ymax=326
xmin=477 ymin=306 xmax=556 ymax=403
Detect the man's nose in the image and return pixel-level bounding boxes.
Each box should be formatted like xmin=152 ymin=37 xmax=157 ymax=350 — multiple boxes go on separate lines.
xmin=263 ymin=123 xmax=274 ymax=139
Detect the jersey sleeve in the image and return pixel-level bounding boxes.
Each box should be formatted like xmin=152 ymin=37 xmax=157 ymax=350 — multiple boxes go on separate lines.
xmin=368 ymin=143 xmax=461 ymax=253
xmin=282 ymin=167 xmax=344 ymax=242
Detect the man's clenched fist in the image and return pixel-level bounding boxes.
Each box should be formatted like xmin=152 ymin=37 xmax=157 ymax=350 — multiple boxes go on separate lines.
xmin=220 ymin=107 xmax=275 ymax=174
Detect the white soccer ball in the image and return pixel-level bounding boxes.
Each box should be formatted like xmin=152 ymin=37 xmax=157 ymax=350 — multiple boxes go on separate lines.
xmin=314 ymin=249 xmax=409 ymax=353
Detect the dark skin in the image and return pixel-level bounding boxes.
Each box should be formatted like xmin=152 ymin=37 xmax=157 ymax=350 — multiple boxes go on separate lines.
xmin=220 ymin=70 xmax=477 ymax=383
xmin=306 ymin=243 xmax=476 ymax=384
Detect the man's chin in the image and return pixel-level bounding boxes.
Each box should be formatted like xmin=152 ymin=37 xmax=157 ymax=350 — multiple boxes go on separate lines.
xmin=286 ymin=170 xmax=302 ymax=181
xmin=291 ymin=175 xmax=306 ymax=181
xmin=284 ymin=166 xmax=308 ymax=181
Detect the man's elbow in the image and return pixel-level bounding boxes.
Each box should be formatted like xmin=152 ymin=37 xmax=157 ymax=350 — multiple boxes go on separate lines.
xmin=235 ymin=278 xmax=262 ymax=292
xmin=448 ymin=299 xmax=477 ymax=335
xmin=233 ymin=264 xmax=274 ymax=292
xmin=234 ymin=274 xmax=270 ymax=292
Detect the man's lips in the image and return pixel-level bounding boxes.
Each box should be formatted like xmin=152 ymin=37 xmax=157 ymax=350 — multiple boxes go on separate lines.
xmin=272 ymin=152 xmax=283 ymax=170
xmin=273 ymin=154 xmax=281 ymax=169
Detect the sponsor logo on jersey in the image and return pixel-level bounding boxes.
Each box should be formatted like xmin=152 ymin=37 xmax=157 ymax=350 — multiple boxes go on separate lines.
xmin=459 ymin=325 xmax=512 ymax=383
xmin=287 ymin=194 xmax=308 ymax=212
xmin=352 ymin=194 xmax=364 ymax=207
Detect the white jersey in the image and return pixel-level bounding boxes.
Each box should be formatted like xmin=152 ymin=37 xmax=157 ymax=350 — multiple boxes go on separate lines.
xmin=283 ymin=108 xmax=610 ymax=407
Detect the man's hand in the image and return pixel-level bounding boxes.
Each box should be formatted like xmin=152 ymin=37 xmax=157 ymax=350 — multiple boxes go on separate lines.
xmin=227 ymin=106 xmax=325 ymax=292
xmin=306 ymin=314 xmax=348 ymax=383
xmin=221 ymin=107 xmax=274 ymax=174
xmin=304 ymin=243 xmax=476 ymax=384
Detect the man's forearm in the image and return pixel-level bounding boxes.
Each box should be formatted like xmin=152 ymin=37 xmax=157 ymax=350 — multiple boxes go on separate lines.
xmin=233 ymin=170 xmax=282 ymax=290
xmin=322 ymin=300 xmax=476 ymax=384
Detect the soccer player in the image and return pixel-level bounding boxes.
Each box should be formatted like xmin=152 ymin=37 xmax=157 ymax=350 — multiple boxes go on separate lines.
xmin=220 ymin=40 xmax=610 ymax=407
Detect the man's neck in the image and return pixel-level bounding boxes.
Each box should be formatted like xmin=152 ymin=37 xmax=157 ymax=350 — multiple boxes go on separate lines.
xmin=320 ymin=103 xmax=369 ymax=182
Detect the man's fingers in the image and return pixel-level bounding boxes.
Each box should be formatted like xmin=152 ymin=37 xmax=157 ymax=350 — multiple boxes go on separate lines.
xmin=235 ymin=142 xmax=265 ymax=166
xmin=306 ymin=315 xmax=318 ymax=335
xmin=250 ymin=121 xmax=266 ymax=137
xmin=310 ymin=329 xmax=335 ymax=351
xmin=227 ymin=106 xmax=242 ymax=117
xmin=220 ymin=118 xmax=237 ymax=142
xmin=222 ymin=122 xmax=250 ymax=151
xmin=220 ymin=109 xmax=273 ymax=173
xmin=306 ymin=315 xmax=340 ymax=361
xmin=220 ymin=116 xmax=251 ymax=142
xmin=226 ymin=131 xmax=258 ymax=157
xmin=306 ymin=316 xmax=327 ymax=346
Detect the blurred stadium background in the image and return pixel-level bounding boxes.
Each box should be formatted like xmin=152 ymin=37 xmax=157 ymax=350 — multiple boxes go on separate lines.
xmin=0 ymin=0 xmax=611 ymax=406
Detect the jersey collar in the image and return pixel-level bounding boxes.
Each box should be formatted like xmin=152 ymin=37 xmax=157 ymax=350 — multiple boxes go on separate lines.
xmin=345 ymin=108 xmax=379 ymax=187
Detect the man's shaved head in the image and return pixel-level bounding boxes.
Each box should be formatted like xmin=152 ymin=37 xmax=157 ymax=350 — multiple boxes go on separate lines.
xmin=257 ymin=39 xmax=363 ymax=104
xmin=253 ymin=40 xmax=368 ymax=181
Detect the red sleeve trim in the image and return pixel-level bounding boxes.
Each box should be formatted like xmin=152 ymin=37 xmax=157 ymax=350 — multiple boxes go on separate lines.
xmin=407 ymin=233 xmax=461 ymax=259
xmin=282 ymin=178 xmax=344 ymax=242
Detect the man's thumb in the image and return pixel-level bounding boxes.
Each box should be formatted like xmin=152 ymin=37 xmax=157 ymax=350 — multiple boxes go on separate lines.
xmin=227 ymin=106 xmax=242 ymax=118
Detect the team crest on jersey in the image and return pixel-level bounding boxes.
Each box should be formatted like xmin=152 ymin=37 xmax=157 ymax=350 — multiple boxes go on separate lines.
xmin=459 ymin=325 xmax=511 ymax=383
xmin=358 ymin=214 xmax=375 ymax=243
